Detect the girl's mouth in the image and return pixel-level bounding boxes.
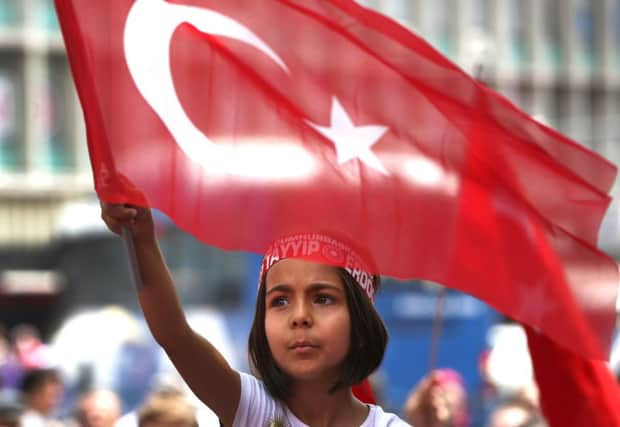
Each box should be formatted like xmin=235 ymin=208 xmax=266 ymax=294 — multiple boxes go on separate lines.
xmin=289 ymin=341 xmax=319 ymax=351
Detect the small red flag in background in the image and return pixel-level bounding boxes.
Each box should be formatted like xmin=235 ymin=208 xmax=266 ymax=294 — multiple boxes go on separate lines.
xmin=54 ymin=0 xmax=618 ymax=359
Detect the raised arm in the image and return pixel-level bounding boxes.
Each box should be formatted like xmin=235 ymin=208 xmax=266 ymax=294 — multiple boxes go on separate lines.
xmin=100 ymin=203 xmax=240 ymax=425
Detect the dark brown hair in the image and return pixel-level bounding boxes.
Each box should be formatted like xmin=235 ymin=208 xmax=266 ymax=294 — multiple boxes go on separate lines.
xmin=248 ymin=267 xmax=388 ymax=401
xmin=19 ymin=368 xmax=61 ymax=396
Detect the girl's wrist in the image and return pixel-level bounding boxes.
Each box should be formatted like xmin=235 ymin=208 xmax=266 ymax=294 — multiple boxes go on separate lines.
xmin=131 ymin=229 xmax=158 ymax=249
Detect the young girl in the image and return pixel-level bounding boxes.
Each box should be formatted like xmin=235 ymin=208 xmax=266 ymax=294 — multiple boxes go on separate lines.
xmin=101 ymin=202 xmax=410 ymax=427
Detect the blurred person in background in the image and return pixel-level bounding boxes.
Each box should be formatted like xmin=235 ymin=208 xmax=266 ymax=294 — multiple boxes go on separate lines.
xmin=114 ymin=340 xmax=159 ymax=413
xmin=115 ymin=374 xmax=185 ymax=427
xmin=480 ymin=320 xmax=620 ymax=426
xmin=0 ymin=325 xmax=23 ymax=392
xmin=137 ymin=394 xmax=198 ymax=427
xmin=0 ymin=390 xmax=22 ymax=427
xmin=0 ymin=403 xmax=22 ymax=427
xmin=0 ymin=324 xmax=10 ymax=388
xmin=116 ymin=372 xmax=220 ymax=427
xmin=74 ymin=390 xmax=122 ymax=427
xmin=407 ymin=319 xmax=620 ymax=427
xmin=485 ymin=397 xmax=546 ymax=427
xmin=50 ymin=305 xmax=156 ymax=416
xmin=12 ymin=324 xmax=54 ymax=371
xmin=19 ymin=368 xmax=64 ymax=427
xmin=511 ymin=384 xmax=539 ymax=412
xmin=403 ymin=368 xmax=469 ymax=427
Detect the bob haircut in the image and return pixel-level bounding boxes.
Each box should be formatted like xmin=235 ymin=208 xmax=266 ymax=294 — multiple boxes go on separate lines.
xmin=248 ymin=266 xmax=388 ymax=401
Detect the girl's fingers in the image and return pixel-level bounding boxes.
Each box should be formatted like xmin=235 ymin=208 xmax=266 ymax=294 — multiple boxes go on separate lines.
xmin=101 ymin=216 xmax=122 ymax=235
xmin=105 ymin=203 xmax=136 ymax=218
xmin=100 ymin=202 xmax=142 ymax=234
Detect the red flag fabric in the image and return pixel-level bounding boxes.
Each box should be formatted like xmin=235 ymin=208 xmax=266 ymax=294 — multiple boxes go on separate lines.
xmin=352 ymin=380 xmax=376 ymax=405
xmin=54 ymin=0 xmax=618 ymax=359
xmin=526 ymin=326 xmax=620 ymax=427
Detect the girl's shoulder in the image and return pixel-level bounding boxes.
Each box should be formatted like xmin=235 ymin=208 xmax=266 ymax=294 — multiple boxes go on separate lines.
xmin=363 ymin=405 xmax=412 ymax=427
xmin=233 ymin=372 xmax=291 ymax=427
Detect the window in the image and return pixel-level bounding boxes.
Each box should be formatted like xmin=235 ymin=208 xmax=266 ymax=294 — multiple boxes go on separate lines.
xmin=0 ymin=0 xmax=21 ymax=29
xmin=506 ymin=0 xmax=531 ymax=67
xmin=568 ymin=88 xmax=592 ymax=148
xmin=467 ymin=0 xmax=492 ymax=31
xmin=543 ymin=0 xmax=565 ymax=68
xmin=39 ymin=55 xmax=74 ymax=171
xmin=383 ymin=0 xmax=407 ymax=19
xmin=575 ymin=0 xmax=597 ymax=70
xmin=613 ymin=0 xmax=620 ymax=68
xmin=0 ymin=0 xmax=81 ymax=176
xmin=589 ymin=87 xmax=606 ymax=151
xmin=426 ymin=0 xmax=456 ymax=59
xmin=552 ymin=85 xmax=571 ymax=136
xmin=0 ymin=53 xmax=23 ymax=171
xmin=37 ymin=0 xmax=59 ymax=32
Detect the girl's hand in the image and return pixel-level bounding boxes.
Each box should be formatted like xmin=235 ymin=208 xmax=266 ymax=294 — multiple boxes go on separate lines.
xmin=100 ymin=202 xmax=155 ymax=242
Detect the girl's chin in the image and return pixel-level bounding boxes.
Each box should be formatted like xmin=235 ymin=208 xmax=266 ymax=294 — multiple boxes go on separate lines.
xmin=282 ymin=364 xmax=343 ymax=384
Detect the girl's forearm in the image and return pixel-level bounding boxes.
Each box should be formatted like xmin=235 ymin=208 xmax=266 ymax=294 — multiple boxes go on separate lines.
xmin=132 ymin=234 xmax=190 ymax=347
xmin=130 ymin=233 xmax=241 ymax=423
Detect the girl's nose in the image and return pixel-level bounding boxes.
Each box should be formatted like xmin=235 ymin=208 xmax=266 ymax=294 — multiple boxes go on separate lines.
xmin=290 ymin=303 xmax=313 ymax=328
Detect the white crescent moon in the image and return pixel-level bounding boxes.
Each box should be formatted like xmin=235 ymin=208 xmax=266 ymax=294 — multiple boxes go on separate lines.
xmin=124 ymin=0 xmax=289 ymax=167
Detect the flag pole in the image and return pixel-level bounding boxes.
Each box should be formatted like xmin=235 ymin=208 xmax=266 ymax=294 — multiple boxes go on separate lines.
xmin=428 ymin=287 xmax=447 ymax=371
xmin=121 ymin=225 xmax=144 ymax=291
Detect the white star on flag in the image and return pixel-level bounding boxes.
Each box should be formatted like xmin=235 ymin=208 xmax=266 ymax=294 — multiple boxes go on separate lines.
xmin=307 ymin=97 xmax=389 ymax=175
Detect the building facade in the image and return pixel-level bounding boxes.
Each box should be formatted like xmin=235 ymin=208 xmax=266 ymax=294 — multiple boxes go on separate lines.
xmin=0 ymin=0 xmax=91 ymax=249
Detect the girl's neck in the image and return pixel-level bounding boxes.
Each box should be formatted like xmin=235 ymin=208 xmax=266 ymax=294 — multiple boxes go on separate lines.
xmin=285 ymin=382 xmax=369 ymax=427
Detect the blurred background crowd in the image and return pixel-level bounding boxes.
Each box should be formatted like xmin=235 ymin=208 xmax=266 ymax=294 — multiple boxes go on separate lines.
xmin=1 ymin=0 xmax=620 ymax=426
xmin=1 ymin=311 xmax=591 ymax=426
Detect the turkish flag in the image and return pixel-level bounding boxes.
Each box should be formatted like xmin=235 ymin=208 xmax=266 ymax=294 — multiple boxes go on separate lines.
xmin=526 ymin=326 xmax=620 ymax=427
xmin=55 ymin=0 xmax=618 ymax=359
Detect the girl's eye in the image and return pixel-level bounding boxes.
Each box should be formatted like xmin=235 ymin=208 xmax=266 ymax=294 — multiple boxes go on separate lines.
xmin=315 ymin=294 xmax=333 ymax=305
xmin=269 ymin=296 xmax=288 ymax=307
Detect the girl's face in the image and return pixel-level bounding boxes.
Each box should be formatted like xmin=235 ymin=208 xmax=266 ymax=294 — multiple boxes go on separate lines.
xmin=264 ymin=259 xmax=351 ymax=385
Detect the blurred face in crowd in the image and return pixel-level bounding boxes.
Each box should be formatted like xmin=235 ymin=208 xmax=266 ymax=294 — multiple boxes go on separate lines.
xmin=29 ymin=376 xmax=63 ymax=415
xmin=487 ymin=404 xmax=531 ymax=427
xmin=77 ymin=390 xmax=121 ymax=427
xmin=0 ymin=335 xmax=9 ymax=362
